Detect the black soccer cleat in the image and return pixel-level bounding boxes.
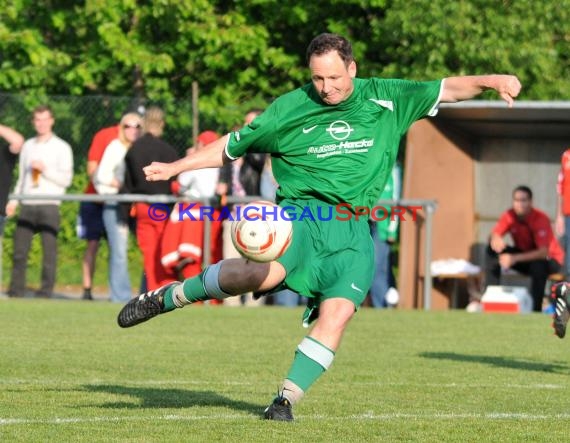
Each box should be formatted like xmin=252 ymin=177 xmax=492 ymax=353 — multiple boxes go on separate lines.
xmin=551 ymin=282 xmax=570 ymax=339
xmin=263 ymin=395 xmax=294 ymax=421
xmin=117 ymin=282 xmax=180 ymax=328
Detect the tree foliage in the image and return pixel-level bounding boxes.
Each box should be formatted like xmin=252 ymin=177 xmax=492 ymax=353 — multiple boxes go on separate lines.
xmin=0 ymin=0 xmax=568 ymax=128
xmin=377 ymin=0 xmax=569 ymax=100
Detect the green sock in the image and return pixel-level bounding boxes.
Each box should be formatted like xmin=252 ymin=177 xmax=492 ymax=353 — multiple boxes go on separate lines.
xmin=162 ymin=272 xmax=212 ymax=312
xmin=285 ymin=349 xmax=327 ymax=392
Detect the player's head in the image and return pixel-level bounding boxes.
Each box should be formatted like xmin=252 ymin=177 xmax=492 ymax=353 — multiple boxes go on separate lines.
xmin=512 ymin=185 xmax=533 ymax=216
xmin=306 ymin=33 xmax=357 ymax=105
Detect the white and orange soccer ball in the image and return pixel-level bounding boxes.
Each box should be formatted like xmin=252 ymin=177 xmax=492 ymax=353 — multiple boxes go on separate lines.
xmin=231 ymin=201 xmax=293 ymax=263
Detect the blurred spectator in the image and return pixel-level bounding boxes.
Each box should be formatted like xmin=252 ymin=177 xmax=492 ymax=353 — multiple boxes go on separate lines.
xmin=77 ymin=124 xmax=119 ymax=300
xmin=178 ymin=130 xmax=220 ymax=199
xmin=271 ymin=288 xmax=305 ymax=307
xmin=161 ymin=130 xmax=224 ymax=305
xmin=0 ymin=123 xmax=24 ymax=296
xmin=260 ymin=155 xmax=278 ymax=201
xmin=7 ymin=105 xmax=73 ymax=298
xmin=555 ymin=146 xmax=570 ymax=277
xmin=369 ymin=162 xmax=401 ymax=308
xmin=93 ymin=112 xmax=142 ymax=303
xmin=258 ymin=149 xmax=303 ymax=307
xmin=0 ymin=123 xmax=24 ymax=235
xmin=122 ymin=107 xmax=179 ymax=291
xmin=218 ymin=110 xmax=266 ymax=307
xmin=486 ymin=185 xmax=563 ymax=312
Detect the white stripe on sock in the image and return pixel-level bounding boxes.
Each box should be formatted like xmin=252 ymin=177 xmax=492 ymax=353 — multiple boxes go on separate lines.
xmin=297 ymin=337 xmax=335 ymax=370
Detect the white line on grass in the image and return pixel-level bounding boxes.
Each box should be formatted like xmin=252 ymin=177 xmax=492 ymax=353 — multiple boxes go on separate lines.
xmin=1 ymin=380 xmax=567 ymax=390
xmin=351 ymin=412 xmax=570 ymax=420
xmin=352 ymin=382 xmax=567 ymax=390
xmin=2 ymin=412 xmax=570 ymax=426
xmin=0 ymin=379 xmax=253 ymax=386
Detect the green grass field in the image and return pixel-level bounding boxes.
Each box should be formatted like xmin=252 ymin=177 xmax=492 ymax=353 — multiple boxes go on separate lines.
xmin=1 ymin=300 xmax=569 ymax=442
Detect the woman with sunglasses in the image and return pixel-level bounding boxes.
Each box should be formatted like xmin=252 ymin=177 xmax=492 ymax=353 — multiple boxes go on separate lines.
xmin=94 ymin=112 xmax=142 ymax=303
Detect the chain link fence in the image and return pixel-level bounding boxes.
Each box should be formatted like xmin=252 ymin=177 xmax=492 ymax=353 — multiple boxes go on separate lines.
xmin=0 ymin=91 xmax=225 ymax=295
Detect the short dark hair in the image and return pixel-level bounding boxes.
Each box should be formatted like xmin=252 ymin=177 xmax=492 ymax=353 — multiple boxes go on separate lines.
xmin=306 ymin=33 xmax=354 ymax=66
xmin=32 ymin=104 xmax=53 ymax=117
xmin=513 ymin=185 xmax=533 ymax=200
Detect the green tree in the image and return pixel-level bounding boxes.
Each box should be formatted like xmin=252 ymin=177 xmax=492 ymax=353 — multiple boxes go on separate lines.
xmin=0 ymin=0 xmax=302 ymax=128
xmin=376 ymin=0 xmax=569 ymax=99
xmin=1 ymin=0 xmax=568 ymax=123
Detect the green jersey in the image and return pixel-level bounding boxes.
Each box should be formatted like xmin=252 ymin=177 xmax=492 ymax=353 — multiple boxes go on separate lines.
xmin=226 ymin=77 xmax=441 ymax=210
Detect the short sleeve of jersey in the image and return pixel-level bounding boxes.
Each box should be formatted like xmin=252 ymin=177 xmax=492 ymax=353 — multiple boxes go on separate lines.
xmin=226 ymin=105 xmax=279 ymax=159
xmin=374 ymin=79 xmax=443 ymax=131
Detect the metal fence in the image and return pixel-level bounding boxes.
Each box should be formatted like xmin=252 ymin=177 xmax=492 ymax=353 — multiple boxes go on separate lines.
xmin=1 ymin=192 xmax=437 ymax=309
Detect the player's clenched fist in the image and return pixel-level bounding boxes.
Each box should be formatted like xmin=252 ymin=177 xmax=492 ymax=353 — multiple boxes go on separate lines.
xmin=143 ymin=162 xmax=177 ymax=181
xmin=496 ymin=75 xmax=522 ymax=108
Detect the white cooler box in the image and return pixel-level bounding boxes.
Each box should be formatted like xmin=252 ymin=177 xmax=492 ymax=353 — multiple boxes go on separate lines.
xmin=480 ymin=285 xmax=533 ymax=314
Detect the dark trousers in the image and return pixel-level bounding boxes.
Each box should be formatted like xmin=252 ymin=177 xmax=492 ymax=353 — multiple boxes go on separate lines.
xmin=9 ymin=205 xmax=60 ymax=297
xmin=485 ymin=245 xmax=560 ymax=312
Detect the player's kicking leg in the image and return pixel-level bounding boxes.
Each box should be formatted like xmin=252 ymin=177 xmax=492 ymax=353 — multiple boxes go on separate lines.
xmin=117 ymin=281 xmax=181 ymax=328
xmin=117 ymin=259 xmax=284 ymax=328
xmin=117 ymin=261 xmax=230 ymax=328
xmin=551 ymin=282 xmax=570 ymax=338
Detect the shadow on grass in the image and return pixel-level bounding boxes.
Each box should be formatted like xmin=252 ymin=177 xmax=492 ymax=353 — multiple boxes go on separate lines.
xmin=83 ymin=384 xmax=263 ymax=416
xmin=419 ymin=352 xmax=570 ymax=374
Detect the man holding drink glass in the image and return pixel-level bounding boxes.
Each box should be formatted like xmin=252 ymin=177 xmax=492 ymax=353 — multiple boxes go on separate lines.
xmin=6 ymin=105 xmax=73 ymax=298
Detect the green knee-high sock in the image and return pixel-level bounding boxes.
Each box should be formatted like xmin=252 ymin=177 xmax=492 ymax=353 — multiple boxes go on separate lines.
xmin=285 ymin=338 xmax=335 ymax=393
xmin=286 ymin=350 xmax=326 ymax=393
xmin=162 ymin=272 xmax=212 ymax=311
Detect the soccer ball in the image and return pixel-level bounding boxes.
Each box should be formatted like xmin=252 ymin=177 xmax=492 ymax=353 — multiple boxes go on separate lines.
xmin=231 ymin=201 xmax=293 ymax=262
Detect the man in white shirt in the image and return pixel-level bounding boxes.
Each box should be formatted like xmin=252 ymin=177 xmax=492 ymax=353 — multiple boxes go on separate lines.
xmin=7 ymin=105 xmax=73 ymax=298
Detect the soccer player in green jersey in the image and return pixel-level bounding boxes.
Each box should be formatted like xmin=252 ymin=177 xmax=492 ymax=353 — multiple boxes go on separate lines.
xmin=118 ymin=33 xmax=522 ymax=421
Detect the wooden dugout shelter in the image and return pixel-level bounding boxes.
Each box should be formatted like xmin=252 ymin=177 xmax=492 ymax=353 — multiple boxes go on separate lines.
xmin=399 ymin=101 xmax=570 ymax=310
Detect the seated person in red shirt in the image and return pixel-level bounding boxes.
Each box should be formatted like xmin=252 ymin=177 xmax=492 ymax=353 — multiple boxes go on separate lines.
xmin=486 ymin=185 xmax=564 ymax=312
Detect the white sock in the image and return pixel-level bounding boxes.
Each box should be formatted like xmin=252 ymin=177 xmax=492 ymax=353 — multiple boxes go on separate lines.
xmin=281 ymin=379 xmax=304 ymax=405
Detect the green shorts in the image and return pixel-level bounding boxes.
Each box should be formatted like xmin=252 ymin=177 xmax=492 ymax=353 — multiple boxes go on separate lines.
xmin=276 ymin=199 xmax=375 ymax=320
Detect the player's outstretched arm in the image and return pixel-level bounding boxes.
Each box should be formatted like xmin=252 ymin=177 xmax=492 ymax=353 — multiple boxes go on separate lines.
xmin=441 ymin=75 xmax=522 ymax=107
xmin=144 ymin=134 xmax=230 ymax=182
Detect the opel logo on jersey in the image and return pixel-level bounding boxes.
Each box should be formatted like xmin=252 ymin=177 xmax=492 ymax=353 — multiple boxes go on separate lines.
xmin=326 ymin=120 xmax=354 ymax=141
